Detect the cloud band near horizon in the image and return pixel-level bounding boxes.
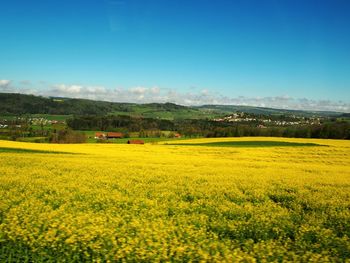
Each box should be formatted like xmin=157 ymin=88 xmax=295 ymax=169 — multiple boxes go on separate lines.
xmin=1 ymin=79 xmax=349 ymax=113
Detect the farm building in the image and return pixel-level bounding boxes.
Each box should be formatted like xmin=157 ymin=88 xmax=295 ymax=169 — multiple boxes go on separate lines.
xmin=174 ymin=133 xmax=181 ymax=138
xmin=106 ymin=132 xmax=123 ymax=139
xmin=127 ymin=140 xmax=144 ymax=144
xmin=95 ymin=132 xmax=106 ymax=139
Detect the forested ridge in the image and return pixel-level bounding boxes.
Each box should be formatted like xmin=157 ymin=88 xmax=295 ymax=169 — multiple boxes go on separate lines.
xmin=1 ymin=93 xmax=349 ymax=140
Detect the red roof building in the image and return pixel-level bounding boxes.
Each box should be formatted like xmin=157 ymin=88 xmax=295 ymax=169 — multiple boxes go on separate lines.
xmin=107 ymin=132 xmax=123 ymax=139
xmin=127 ymin=140 xmax=144 ymax=144
xmin=95 ymin=132 xmax=106 ymax=139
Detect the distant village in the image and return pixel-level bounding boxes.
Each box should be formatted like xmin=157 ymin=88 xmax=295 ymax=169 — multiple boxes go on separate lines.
xmin=1 ymin=111 xmax=347 ymax=142
xmin=0 ymin=117 xmax=65 ymax=129
xmin=0 ymin=113 xmax=323 ymax=131
xmin=213 ymin=112 xmax=321 ymax=127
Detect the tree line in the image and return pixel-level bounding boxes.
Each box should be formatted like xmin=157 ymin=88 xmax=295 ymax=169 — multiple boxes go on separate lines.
xmin=0 ymin=93 xmax=132 ymax=115
xmin=67 ymin=115 xmax=350 ymax=139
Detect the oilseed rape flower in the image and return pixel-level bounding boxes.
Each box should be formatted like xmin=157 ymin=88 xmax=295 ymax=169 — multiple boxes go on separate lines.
xmin=0 ymin=137 xmax=349 ymax=262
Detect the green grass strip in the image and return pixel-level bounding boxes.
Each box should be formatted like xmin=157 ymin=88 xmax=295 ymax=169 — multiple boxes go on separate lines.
xmin=168 ymin=141 xmax=325 ymax=147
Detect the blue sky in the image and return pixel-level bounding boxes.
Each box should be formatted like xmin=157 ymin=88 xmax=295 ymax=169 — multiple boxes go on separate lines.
xmin=0 ymin=0 xmax=350 ymax=111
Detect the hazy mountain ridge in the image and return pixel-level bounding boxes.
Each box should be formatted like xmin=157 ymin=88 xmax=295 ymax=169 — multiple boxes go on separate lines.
xmin=0 ymin=92 xmax=345 ymax=119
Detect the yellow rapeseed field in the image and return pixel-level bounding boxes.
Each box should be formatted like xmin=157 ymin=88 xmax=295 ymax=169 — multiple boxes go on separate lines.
xmin=0 ymin=137 xmax=350 ymax=262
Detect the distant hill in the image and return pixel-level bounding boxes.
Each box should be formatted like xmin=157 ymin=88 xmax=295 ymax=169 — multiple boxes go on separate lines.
xmin=0 ymin=93 xmax=213 ymax=119
xmin=0 ymin=93 xmax=133 ymax=116
xmin=197 ymin=105 xmax=343 ymax=117
xmin=0 ymin=92 xmax=345 ymax=119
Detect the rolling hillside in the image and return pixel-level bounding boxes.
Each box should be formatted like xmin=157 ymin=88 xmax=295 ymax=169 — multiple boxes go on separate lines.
xmin=0 ymin=92 xmax=344 ymax=120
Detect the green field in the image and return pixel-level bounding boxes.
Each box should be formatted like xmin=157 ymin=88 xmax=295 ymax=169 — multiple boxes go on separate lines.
xmin=80 ymin=130 xmax=186 ymax=144
xmin=167 ymin=141 xmax=325 ymax=147
xmin=29 ymin=114 xmax=72 ymax=121
xmin=0 ymin=114 xmax=71 ymax=121
xmin=96 ymin=137 xmax=185 ymax=144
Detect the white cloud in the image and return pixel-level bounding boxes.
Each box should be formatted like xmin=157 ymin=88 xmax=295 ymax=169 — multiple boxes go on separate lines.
xmin=0 ymin=80 xmax=349 ymax=112
xmin=150 ymin=87 xmax=160 ymax=95
xmin=129 ymin=86 xmax=148 ymax=95
xmin=0 ymin=80 xmax=11 ymax=86
xmin=19 ymin=80 xmax=32 ymax=85
xmin=52 ymin=84 xmax=83 ymax=94
xmin=201 ymin=89 xmax=209 ymax=96
xmin=0 ymin=79 xmax=13 ymax=92
xmin=86 ymin=86 xmax=106 ymax=93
